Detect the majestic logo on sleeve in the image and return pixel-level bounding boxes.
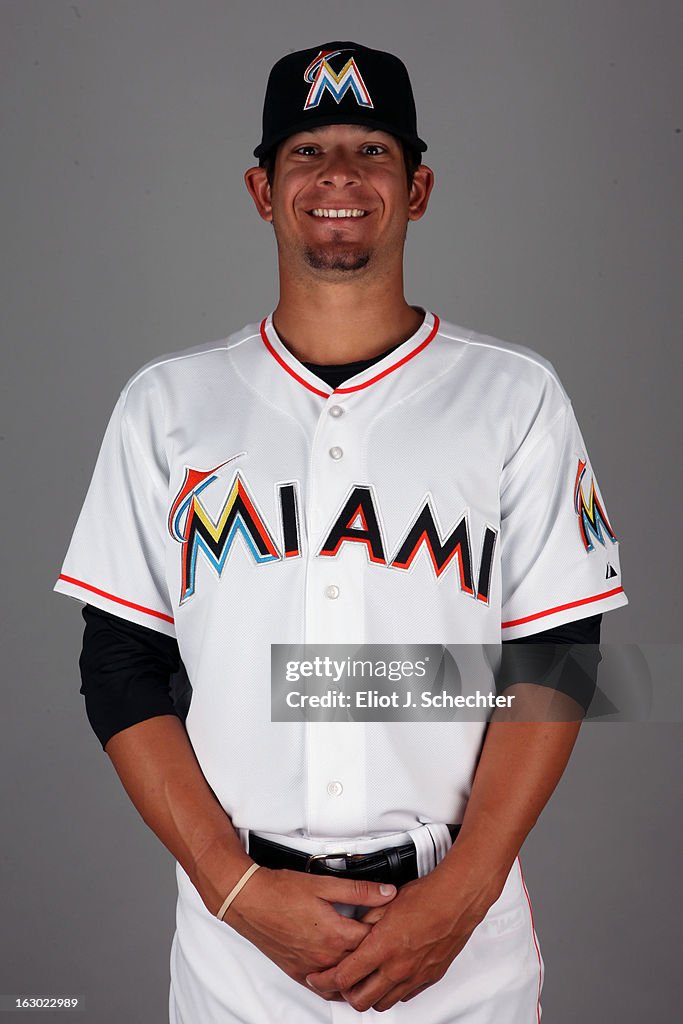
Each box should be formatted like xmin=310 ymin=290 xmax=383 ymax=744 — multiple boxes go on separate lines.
xmin=169 ymin=468 xmax=497 ymax=607
xmin=574 ymin=458 xmax=617 ymax=551
xmin=303 ymin=49 xmax=374 ymax=110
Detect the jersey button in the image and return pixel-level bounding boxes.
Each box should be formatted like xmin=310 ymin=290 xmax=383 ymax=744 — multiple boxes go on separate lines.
xmin=329 ymin=405 xmax=344 ymax=418
xmin=325 ymin=584 xmax=340 ymax=600
xmin=327 ymin=781 xmax=344 ymax=797
xmin=329 ymin=446 xmax=343 ymax=460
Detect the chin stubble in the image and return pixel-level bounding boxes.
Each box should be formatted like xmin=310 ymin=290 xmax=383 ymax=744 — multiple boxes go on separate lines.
xmin=303 ymin=245 xmax=371 ymax=272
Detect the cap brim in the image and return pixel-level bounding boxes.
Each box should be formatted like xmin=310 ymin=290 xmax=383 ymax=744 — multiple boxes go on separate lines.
xmin=253 ymin=114 xmax=427 ymax=159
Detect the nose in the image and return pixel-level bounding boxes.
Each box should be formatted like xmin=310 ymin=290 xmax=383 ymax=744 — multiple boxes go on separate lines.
xmin=317 ymin=148 xmax=361 ymax=188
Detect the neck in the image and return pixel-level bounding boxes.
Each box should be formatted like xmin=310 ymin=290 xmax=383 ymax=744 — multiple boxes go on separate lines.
xmin=271 ymin=271 xmax=424 ymax=365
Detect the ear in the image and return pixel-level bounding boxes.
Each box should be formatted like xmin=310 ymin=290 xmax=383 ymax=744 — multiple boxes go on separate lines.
xmin=407 ymin=164 xmax=435 ymax=222
xmin=244 ymin=166 xmax=273 ymax=222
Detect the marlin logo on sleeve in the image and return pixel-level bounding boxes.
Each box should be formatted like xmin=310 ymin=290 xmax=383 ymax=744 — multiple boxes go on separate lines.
xmin=303 ymin=49 xmax=374 ymax=110
xmin=574 ymin=457 xmax=617 ymax=551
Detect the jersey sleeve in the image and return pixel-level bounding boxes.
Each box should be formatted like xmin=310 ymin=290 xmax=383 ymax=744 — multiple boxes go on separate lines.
xmin=54 ymin=387 xmax=175 ymax=637
xmin=499 ymin=388 xmax=627 ymax=640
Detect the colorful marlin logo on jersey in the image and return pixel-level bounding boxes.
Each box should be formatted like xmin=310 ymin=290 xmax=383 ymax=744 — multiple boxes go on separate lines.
xmin=168 ymin=464 xmax=497 ymax=609
xmin=303 ymin=49 xmax=374 ymax=110
xmin=168 ymin=459 xmax=290 ymax=604
xmin=574 ymin=457 xmax=617 ymax=551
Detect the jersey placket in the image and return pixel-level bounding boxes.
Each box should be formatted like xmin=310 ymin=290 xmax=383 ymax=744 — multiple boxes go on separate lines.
xmin=304 ymin=389 xmax=367 ymax=836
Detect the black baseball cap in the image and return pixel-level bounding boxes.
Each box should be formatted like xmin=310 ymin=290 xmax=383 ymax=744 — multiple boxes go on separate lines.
xmin=253 ymin=41 xmax=427 ymax=161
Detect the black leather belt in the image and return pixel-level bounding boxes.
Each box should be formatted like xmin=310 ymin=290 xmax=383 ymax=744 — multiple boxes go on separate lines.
xmin=248 ymin=825 xmax=461 ymax=889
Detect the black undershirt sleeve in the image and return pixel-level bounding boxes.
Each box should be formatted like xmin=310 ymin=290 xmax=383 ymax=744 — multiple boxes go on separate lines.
xmin=79 ymin=604 xmax=182 ymax=750
xmin=496 ymin=615 xmax=602 ymax=710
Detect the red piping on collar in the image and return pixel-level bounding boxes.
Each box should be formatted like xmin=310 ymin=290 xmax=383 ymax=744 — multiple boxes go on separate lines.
xmin=334 ymin=315 xmax=440 ymax=393
xmin=260 ymin=314 xmax=440 ymax=397
xmin=259 ymin=320 xmax=329 ymax=398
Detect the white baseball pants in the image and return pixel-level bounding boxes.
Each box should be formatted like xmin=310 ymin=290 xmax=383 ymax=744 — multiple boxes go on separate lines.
xmin=168 ymin=827 xmax=543 ymax=1023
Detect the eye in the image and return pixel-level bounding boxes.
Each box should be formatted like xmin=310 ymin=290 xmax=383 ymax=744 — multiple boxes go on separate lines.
xmin=362 ymin=144 xmax=386 ymax=155
xmin=294 ymin=144 xmax=319 ymax=156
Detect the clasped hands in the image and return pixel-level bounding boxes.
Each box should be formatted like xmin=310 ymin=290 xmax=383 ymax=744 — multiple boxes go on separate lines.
xmin=225 ymin=861 xmax=490 ymax=1013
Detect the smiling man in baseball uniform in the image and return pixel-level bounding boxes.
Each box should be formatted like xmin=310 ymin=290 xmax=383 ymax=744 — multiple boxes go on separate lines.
xmin=55 ymin=41 xmax=627 ymax=1022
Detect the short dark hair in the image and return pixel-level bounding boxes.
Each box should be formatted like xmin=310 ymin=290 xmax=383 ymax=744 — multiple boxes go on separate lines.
xmin=259 ymin=139 xmax=422 ymax=191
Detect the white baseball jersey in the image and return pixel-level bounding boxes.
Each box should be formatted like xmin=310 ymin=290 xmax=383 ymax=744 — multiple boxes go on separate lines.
xmin=55 ymin=308 xmax=626 ymax=1022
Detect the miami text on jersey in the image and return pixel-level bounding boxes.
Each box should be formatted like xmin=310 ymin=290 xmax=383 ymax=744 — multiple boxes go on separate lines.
xmin=169 ymin=467 xmax=497 ymax=607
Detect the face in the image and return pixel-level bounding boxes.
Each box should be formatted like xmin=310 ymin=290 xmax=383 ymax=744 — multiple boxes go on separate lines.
xmin=245 ymin=124 xmax=433 ymax=279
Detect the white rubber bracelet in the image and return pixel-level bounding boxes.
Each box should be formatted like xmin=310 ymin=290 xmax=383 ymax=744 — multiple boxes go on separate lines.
xmin=216 ymin=863 xmax=261 ymax=921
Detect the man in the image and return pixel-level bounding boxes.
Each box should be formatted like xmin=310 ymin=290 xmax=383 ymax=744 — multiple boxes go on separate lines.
xmin=55 ymin=41 xmax=627 ymax=1022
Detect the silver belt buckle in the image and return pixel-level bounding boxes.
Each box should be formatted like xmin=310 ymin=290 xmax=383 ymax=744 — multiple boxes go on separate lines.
xmin=305 ymin=850 xmax=349 ymax=872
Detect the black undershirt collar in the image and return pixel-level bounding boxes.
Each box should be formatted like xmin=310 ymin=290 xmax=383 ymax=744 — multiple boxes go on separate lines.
xmin=302 ymin=344 xmax=403 ymax=392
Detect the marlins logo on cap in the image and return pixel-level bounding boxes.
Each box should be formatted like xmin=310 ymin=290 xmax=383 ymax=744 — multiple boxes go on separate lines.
xmin=303 ymin=48 xmax=374 ymax=111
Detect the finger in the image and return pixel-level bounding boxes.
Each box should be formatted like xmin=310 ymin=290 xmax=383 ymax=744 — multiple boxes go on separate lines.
xmin=307 ymin=937 xmax=383 ymax=994
xmin=306 ymin=960 xmax=374 ymax=996
xmin=316 ymin=877 xmax=397 ymax=908
xmin=306 ymin=970 xmax=343 ymax=995
xmin=329 ymin=915 xmax=372 ymax=948
xmin=306 ymin=988 xmax=346 ymax=1003
xmin=372 ymin=979 xmax=423 ymax=1012
xmin=306 ymin=974 xmax=350 ymax=1000
xmin=358 ymin=906 xmax=386 ymax=925
xmin=339 ymin=969 xmax=398 ymax=1013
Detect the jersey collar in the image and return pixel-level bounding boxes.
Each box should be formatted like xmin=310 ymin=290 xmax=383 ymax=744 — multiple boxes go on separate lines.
xmin=260 ymin=310 xmax=440 ymax=398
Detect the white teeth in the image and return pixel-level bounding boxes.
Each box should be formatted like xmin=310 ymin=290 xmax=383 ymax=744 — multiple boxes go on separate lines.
xmin=310 ymin=208 xmax=367 ymax=218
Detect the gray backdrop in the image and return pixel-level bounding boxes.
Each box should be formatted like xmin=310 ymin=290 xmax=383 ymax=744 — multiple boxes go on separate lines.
xmin=2 ymin=1 xmax=681 ymax=1020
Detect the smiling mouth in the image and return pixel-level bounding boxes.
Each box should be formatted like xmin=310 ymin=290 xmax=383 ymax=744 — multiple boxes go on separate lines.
xmin=307 ymin=208 xmax=369 ymax=219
